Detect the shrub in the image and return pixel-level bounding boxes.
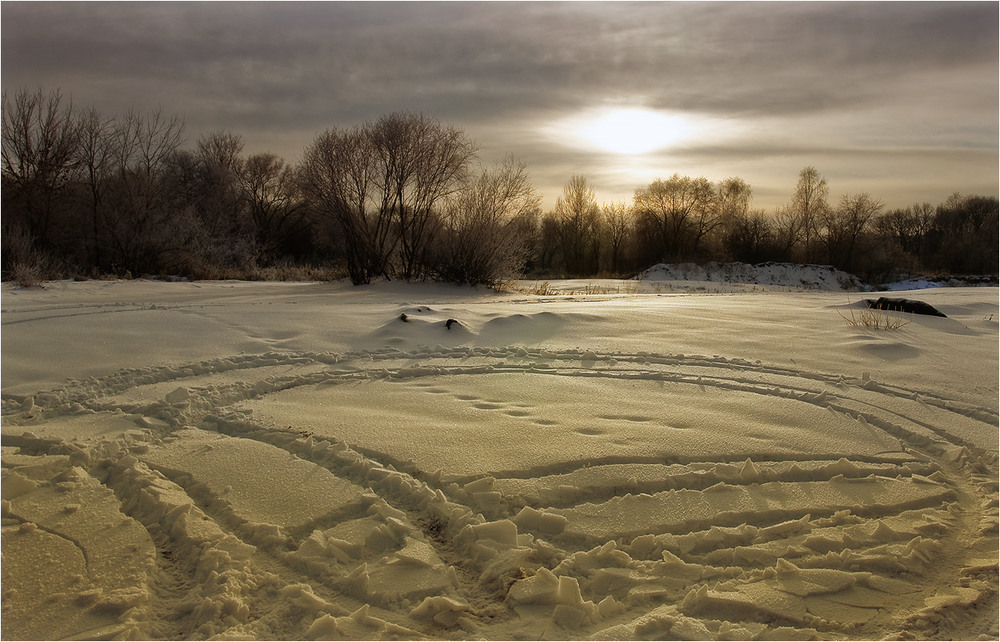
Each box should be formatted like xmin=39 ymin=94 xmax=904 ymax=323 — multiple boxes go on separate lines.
xmin=1 ymin=221 xmax=63 ymax=286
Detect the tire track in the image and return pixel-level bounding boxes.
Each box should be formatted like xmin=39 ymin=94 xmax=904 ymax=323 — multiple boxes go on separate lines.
xmin=3 ymin=344 xmax=996 ymax=639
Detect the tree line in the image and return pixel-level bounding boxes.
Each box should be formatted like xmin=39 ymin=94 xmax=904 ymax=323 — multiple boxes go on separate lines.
xmin=3 ymin=88 xmax=997 ymax=287
xmin=538 ymin=168 xmax=998 ymax=283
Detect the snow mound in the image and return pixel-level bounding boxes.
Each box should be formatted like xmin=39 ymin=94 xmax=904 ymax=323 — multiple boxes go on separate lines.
xmin=641 ymin=262 xmax=864 ymax=291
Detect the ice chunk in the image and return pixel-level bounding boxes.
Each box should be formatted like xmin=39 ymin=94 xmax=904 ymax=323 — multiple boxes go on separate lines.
xmin=165 ymin=387 xmax=190 ymax=403
xmin=410 ymin=595 xmax=470 ymax=628
xmin=465 ymin=519 xmax=518 ymax=547
xmin=1 ymin=470 xmax=38 ymax=500
xmin=507 ymin=567 xmax=560 ymax=605
xmin=512 ymin=506 xmax=568 ymax=535
xmin=394 ymin=536 xmax=442 ymax=567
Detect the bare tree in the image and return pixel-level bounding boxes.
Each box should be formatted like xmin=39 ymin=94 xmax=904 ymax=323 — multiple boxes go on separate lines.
xmin=238 ymin=152 xmax=308 ymax=264
xmin=772 ymin=204 xmax=803 ymax=260
xmin=689 ymin=181 xmax=723 ymax=258
xmin=103 ymin=108 xmax=185 ymax=274
xmin=788 ymin=166 xmax=830 ymax=262
xmin=189 ymin=131 xmax=246 ymax=244
xmin=367 ymin=113 xmax=476 ymax=280
xmin=554 ymin=175 xmax=602 ymax=275
xmin=715 ymin=177 xmax=762 ymax=262
xmin=874 ymin=203 xmax=934 ymax=270
xmin=114 ymin=108 xmax=184 ymax=179
xmin=300 ymin=114 xmax=476 ymax=284
xmin=434 ymin=156 xmax=540 ymax=286
xmin=299 ymin=126 xmax=395 ymax=284
xmin=821 ymin=192 xmax=883 ymax=272
xmin=716 ymin=177 xmax=752 ymax=238
xmin=724 ymin=209 xmax=776 ymax=263
xmin=196 ymin=130 xmax=244 ymax=170
xmin=928 ymin=194 xmax=999 ymax=273
xmin=1 ymin=88 xmax=81 ymax=243
xmin=538 ymin=212 xmax=562 ymax=273
xmin=601 ymin=200 xmax=632 ymax=274
xmin=75 ymin=106 xmax=116 ymax=268
xmin=633 ymin=173 xmax=716 ymax=262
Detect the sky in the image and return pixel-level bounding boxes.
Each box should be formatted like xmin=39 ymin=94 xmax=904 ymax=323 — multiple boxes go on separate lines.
xmin=2 ymin=1 xmax=997 ymax=212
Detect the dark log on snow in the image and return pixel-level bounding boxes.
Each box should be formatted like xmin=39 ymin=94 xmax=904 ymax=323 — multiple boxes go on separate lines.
xmin=865 ymin=297 xmax=947 ymax=317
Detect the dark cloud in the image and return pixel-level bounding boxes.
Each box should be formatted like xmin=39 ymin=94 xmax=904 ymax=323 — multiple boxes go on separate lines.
xmin=2 ymin=1 xmax=996 ymax=209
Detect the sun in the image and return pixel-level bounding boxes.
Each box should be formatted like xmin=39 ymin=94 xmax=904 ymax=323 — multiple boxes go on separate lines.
xmin=576 ymin=108 xmax=694 ymax=155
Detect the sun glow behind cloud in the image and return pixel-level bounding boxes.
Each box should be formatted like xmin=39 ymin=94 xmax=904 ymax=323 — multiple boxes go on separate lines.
xmin=548 ymin=107 xmax=700 ymax=156
xmin=533 ymin=105 xmax=754 ymax=205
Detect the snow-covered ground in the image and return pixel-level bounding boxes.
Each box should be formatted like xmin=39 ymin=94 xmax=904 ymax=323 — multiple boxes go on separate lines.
xmin=2 ymin=272 xmax=997 ymax=640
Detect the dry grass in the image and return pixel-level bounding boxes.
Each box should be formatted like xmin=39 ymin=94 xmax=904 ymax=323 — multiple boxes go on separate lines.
xmin=505 ymin=280 xmax=643 ymax=296
xmin=838 ymin=305 xmax=911 ymax=330
xmin=9 ymin=263 xmax=46 ymax=288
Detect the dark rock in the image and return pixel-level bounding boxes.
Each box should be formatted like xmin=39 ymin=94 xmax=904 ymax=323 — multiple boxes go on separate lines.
xmin=865 ymin=297 xmax=946 ymax=317
xmin=445 ymin=319 xmax=458 ymax=330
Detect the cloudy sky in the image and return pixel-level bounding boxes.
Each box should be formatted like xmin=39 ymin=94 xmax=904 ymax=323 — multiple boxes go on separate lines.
xmin=3 ymin=1 xmax=997 ymax=211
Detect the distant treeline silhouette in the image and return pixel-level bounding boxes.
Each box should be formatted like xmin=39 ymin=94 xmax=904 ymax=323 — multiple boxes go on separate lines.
xmin=3 ymin=88 xmax=997 ymax=286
